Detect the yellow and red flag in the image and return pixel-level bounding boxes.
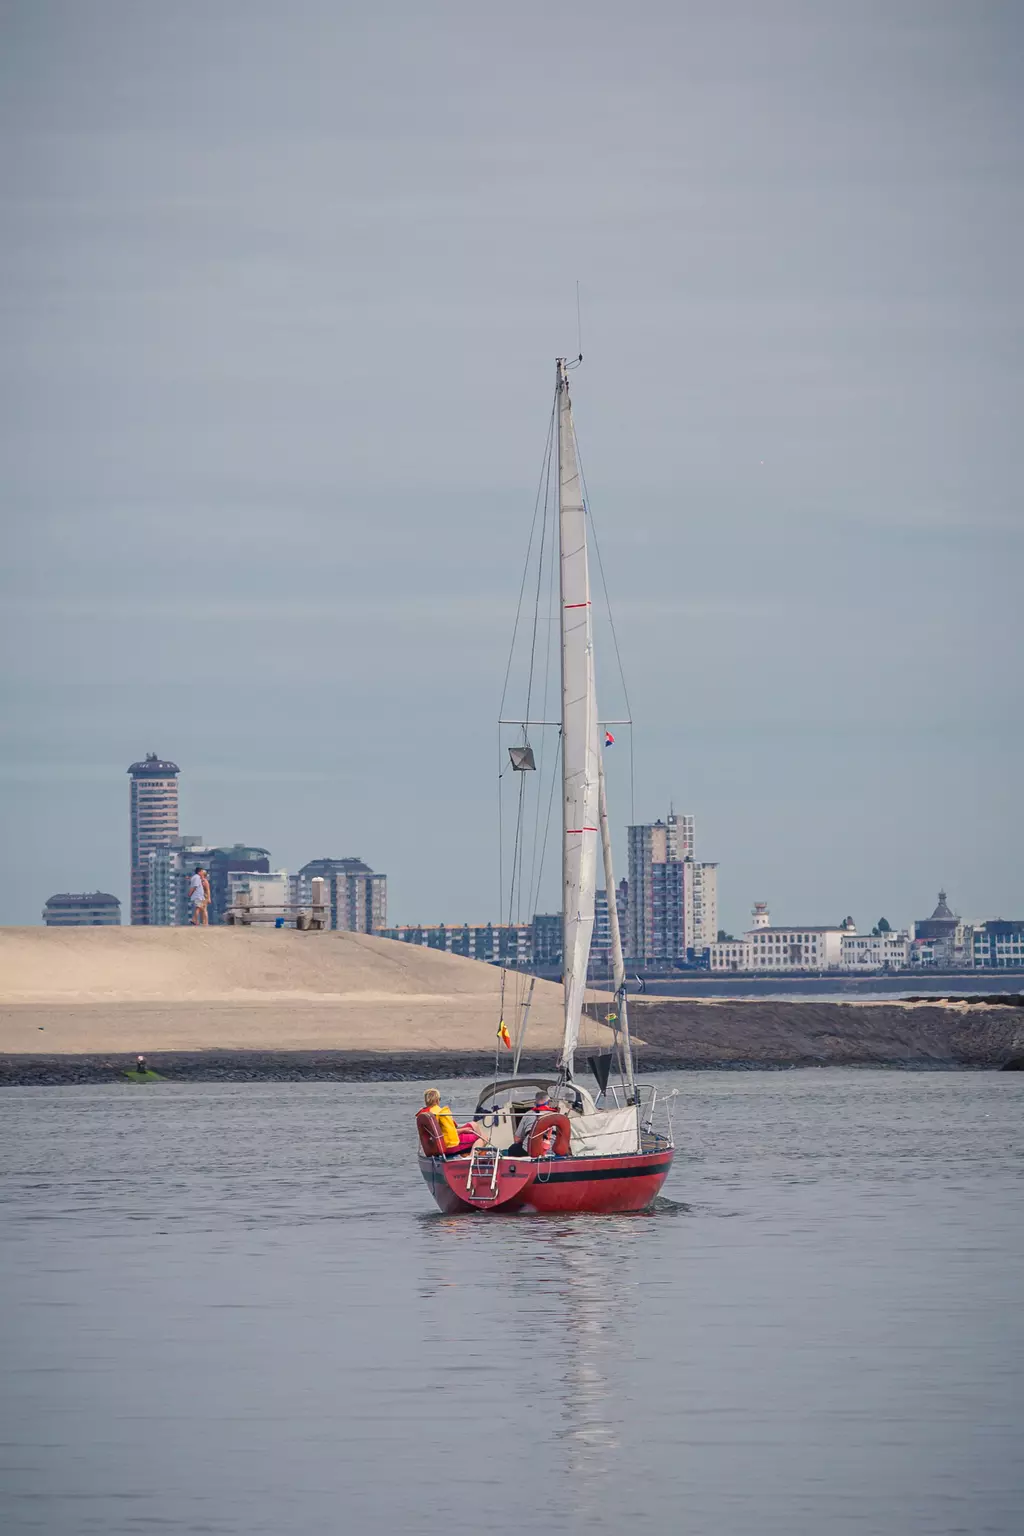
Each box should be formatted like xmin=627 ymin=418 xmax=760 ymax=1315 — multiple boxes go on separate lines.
xmin=497 ymin=1019 xmax=511 ymax=1049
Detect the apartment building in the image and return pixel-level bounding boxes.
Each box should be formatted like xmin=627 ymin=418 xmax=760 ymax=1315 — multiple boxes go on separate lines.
xmin=298 ymin=858 xmax=387 ymax=932
xmin=128 ymin=754 xmax=180 ymax=924
xmin=42 ymin=891 xmax=121 ymax=926
xmin=627 ymin=810 xmax=716 ymax=962
xmin=381 ymin=922 xmax=531 ymax=965
xmin=973 ymin=920 xmax=1024 ymax=968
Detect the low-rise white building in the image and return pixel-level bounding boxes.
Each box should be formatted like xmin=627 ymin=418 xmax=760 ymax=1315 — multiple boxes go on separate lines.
xmin=227 ymin=870 xmax=293 ymax=910
xmin=746 ymin=924 xmax=845 ymax=971
xmin=709 ymin=938 xmax=751 ymax=972
xmin=708 ymin=904 xmax=845 ymax=972
xmin=840 ymin=931 xmax=910 ymax=970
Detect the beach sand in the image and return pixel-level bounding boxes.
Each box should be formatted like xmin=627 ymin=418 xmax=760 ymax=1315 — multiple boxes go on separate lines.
xmin=3 ymin=928 xmax=1019 ymax=1081
xmin=0 ymin=927 xmax=615 ymax=1055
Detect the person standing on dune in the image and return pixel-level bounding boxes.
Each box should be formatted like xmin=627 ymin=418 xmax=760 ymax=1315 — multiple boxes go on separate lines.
xmin=188 ymin=867 xmax=209 ymax=926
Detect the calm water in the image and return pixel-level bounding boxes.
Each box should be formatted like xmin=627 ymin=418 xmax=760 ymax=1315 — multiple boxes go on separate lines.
xmin=1 ymin=1071 xmax=1021 ymax=1535
xmin=637 ymin=975 xmax=1024 ymax=1000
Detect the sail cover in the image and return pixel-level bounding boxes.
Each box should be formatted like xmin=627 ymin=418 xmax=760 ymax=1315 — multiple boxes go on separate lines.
xmin=557 ymin=361 xmax=600 ymax=1077
xmin=569 ymin=1106 xmax=641 ymax=1158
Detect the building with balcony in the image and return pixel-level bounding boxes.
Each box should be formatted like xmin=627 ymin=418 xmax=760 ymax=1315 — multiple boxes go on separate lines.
xmin=972 ymin=920 xmax=1024 ymax=969
xmin=43 ymin=891 xmax=121 ymax=927
xmin=591 ymin=882 xmax=629 ymax=970
xmin=147 ymin=838 xmax=209 ymax=926
xmin=685 ymin=859 xmax=718 ymax=954
xmin=128 ymin=754 xmax=180 ymax=924
xmin=297 ymin=858 xmax=387 ymax=932
xmin=381 ymin=922 xmax=531 ymax=965
xmin=148 ymin=841 xmax=271 ymax=925
xmin=530 ymin=912 xmax=562 ymax=967
xmin=626 ymin=810 xmax=716 ymax=964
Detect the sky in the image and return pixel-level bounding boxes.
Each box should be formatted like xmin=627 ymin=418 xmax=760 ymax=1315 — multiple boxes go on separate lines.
xmin=1 ymin=0 xmax=1021 ymax=934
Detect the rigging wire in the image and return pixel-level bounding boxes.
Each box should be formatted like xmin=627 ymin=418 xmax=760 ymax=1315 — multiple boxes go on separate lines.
xmin=496 ymin=398 xmax=556 ymax=1024
xmin=498 ymin=400 xmax=556 ymax=723
xmin=496 ymin=392 xmax=559 ymax=1040
xmin=574 ymin=427 xmax=636 ymax=827
xmin=573 ymin=420 xmax=638 ymax=1014
xmin=521 ymin=418 xmax=555 ymax=744
xmin=573 ymin=428 xmax=633 ymax=725
xmin=496 ymin=372 xmax=639 ymax=1068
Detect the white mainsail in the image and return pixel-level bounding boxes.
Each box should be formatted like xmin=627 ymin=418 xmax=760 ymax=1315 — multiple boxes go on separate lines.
xmin=557 ymin=359 xmax=600 ymax=1077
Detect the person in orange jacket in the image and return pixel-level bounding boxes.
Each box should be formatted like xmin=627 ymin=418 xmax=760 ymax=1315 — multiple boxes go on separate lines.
xmin=422 ymin=1089 xmax=483 ymax=1153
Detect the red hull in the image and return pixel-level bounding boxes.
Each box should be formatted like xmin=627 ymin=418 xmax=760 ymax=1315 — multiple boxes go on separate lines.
xmin=419 ymin=1147 xmax=673 ymax=1214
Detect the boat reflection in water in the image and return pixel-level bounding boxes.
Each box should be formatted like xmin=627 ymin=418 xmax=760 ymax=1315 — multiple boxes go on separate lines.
xmin=416 ymin=1208 xmax=678 ymax=1502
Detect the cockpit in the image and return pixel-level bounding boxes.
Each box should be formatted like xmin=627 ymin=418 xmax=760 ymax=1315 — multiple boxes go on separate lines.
xmin=473 ymin=1076 xmax=599 ymax=1150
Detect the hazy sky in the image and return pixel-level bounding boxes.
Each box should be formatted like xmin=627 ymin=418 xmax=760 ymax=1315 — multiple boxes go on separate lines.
xmin=1 ymin=0 xmax=1021 ymax=933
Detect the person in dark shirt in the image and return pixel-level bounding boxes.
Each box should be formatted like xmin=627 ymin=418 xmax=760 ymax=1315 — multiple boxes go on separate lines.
xmin=510 ymin=1089 xmax=555 ymax=1155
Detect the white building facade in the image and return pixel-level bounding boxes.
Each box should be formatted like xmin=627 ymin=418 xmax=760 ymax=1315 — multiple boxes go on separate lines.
xmin=746 ymin=925 xmax=844 ymax=971
xmin=709 ymin=938 xmax=750 ymax=972
xmin=840 ymin=932 xmax=910 ymax=970
xmin=709 ymin=905 xmax=844 ymax=972
xmin=226 ymin=870 xmax=293 ymax=911
xmin=684 ymin=860 xmax=718 ymax=953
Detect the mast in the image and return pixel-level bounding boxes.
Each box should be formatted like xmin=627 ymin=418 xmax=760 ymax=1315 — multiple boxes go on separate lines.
xmin=598 ymin=756 xmax=636 ymax=1100
xmin=556 ymin=358 xmax=599 ymax=1079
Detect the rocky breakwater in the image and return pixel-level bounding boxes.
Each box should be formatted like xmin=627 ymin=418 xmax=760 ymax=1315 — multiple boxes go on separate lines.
xmin=624 ymin=995 xmax=1024 ymax=1070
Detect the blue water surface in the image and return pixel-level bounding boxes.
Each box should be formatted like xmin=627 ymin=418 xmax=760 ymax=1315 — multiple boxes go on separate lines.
xmin=1 ymin=1069 xmax=1021 ymax=1535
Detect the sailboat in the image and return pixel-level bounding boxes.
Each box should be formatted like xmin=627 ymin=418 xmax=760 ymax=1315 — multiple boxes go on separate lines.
xmin=417 ymin=359 xmax=675 ymax=1213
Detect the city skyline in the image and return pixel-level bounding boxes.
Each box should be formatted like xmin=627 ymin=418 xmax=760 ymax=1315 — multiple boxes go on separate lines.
xmin=26 ymin=747 xmax=1019 ymax=942
xmin=2 ymin=4 xmax=1021 ymax=930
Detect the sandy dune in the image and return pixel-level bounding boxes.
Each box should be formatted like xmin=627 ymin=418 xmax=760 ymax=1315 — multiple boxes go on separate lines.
xmin=0 ymin=928 xmax=615 ymax=1055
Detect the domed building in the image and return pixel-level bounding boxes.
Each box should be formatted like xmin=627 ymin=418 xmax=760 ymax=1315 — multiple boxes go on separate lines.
xmin=910 ymin=890 xmax=968 ymax=969
xmin=914 ymin=890 xmax=958 ymax=942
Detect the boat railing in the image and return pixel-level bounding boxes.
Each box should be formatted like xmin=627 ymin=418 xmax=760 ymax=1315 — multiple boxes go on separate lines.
xmin=632 ymin=1083 xmax=675 ymax=1146
xmin=603 ymin=1080 xmax=657 ymax=1117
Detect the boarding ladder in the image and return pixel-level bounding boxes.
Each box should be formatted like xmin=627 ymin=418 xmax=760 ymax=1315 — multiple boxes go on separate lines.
xmin=465 ymin=1145 xmax=502 ymax=1203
